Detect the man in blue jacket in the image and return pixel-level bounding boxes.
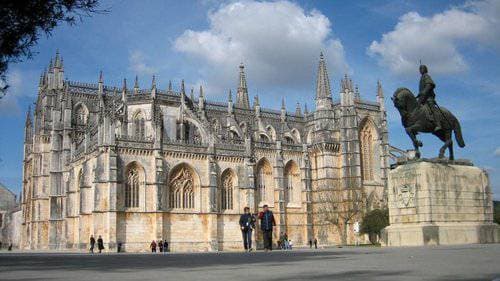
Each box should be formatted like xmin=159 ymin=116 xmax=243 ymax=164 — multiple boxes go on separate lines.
xmin=239 ymin=207 xmax=256 ymax=252
xmin=258 ymin=205 xmax=276 ymax=251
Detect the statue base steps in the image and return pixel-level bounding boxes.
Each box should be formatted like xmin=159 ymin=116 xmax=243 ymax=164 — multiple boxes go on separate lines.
xmin=382 ymin=160 xmax=500 ymax=246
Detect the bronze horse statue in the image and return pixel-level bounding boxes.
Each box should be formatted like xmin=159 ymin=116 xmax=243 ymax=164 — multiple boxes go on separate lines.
xmin=392 ymin=88 xmax=465 ymax=160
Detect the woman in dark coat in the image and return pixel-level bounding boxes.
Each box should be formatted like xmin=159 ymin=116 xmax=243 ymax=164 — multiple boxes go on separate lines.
xmin=97 ymin=235 xmax=104 ymax=253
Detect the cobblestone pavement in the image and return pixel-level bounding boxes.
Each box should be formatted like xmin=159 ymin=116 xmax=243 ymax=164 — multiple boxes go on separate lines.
xmin=0 ymin=244 xmax=499 ymax=281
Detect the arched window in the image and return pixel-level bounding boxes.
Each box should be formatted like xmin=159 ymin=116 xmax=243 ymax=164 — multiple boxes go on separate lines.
xmin=125 ymin=167 xmax=140 ymax=208
xmin=133 ymin=112 xmax=145 ymax=139
xmin=74 ymin=104 xmax=88 ymax=125
xmin=360 ymin=121 xmax=375 ymax=181
xmin=259 ymin=134 xmax=270 ymax=142
xmin=284 ymin=161 xmax=300 ymax=204
xmin=169 ymin=167 xmax=196 ymax=209
xmin=221 ymin=170 xmax=234 ymax=210
xmin=284 ymin=136 xmax=295 ymax=144
xmin=255 ymin=159 xmax=272 ymax=204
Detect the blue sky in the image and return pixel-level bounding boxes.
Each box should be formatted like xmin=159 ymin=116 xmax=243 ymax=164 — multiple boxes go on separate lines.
xmin=0 ymin=0 xmax=499 ymax=199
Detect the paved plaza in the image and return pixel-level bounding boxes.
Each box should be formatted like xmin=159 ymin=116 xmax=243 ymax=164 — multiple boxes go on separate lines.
xmin=0 ymin=244 xmax=499 ymax=281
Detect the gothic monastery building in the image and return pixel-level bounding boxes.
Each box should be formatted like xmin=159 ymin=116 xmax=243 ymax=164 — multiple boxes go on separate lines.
xmin=21 ymin=51 xmax=395 ymax=251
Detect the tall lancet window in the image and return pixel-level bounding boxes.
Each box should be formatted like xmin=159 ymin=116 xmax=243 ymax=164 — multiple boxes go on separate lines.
xmin=360 ymin=123 xmax=375 ymax=181
xmin=133 ymin=112 xmax=145 ymax=139
xmin=221 ymin=170 xmax=234 ymax=210
xmin=169 ymin=167 xmax=195 ymax=209
xmin=256 ymin=159 xmax=272 ymax=204
xmin=125 ymin=167 xmax=140 ymax=208
xmin=74 ymin=105 xmax=88 ymax=125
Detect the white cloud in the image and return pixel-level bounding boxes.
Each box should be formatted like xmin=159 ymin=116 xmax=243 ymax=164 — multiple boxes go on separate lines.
xmin=173 ymin=0 xmax=349 ymax=96
xmin=494 ymin=147 xmax=500 ymax=157
xmin=368 ymin=0 xmax=500 ymax=76
xmin=0 ymin=69 xmax=29 ymax=116
xmin=128 ymin=50 xmax=157 ymax=76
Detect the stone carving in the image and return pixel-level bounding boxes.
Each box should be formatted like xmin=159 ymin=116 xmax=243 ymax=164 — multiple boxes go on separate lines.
xmin=396 ymin=184 xmax=415 ymax=208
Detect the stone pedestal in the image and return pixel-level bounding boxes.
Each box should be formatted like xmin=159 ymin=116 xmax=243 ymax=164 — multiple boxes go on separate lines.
xmin=383 ymin=160 xmax=499 ymax=246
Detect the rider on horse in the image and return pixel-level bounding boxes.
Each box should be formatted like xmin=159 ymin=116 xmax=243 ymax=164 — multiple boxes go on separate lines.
xmin=418 ymin=65 xmax=442 ymax=132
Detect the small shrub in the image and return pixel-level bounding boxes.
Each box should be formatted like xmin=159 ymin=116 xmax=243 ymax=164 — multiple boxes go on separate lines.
xmin=360 ymin=209 xmax=389 ymax=244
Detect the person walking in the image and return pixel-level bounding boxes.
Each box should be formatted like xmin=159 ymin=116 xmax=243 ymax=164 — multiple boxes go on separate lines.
xmin=97 ymin=235 xmax=104 ymax=253
xmin=258 ymin=205 xmax=275 ymax=251
xmin=150 ymin=240 xmax=157 ymax=253
xmin=239 ymin=207 xmax=256 ymax=252
xmin=314 ymin=238 xmax=318 ymax=249
xmin=309 ymin=239 xmax=313 ymax=249
xmin=164 ymin=241 xmax=169 ymax=253
xmin=158 ymin=240 xmax=164 ymax=253
xmin=89 ymin=235 xmax=96 ymax=253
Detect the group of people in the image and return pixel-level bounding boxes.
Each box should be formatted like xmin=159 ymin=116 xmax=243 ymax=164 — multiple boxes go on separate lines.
xmin=239 ymin=205 xmax=321 ymax=252
xmin=239 ymin=204 xmax=276 ymax=252
xmin=150 ymin=240 xmax=169 ymax=253
xmin=89 ymin=235 xmax=104 ymax=253
xmin=309 ymin=238 xmax=319 ymax=249
xmin=278 ymin=233 xmax=293 ymax=250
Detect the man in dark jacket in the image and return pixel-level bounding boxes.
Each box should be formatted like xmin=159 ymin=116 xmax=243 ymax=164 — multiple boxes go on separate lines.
xmin=258 ymin=205 xmax=276 ymax=251
xmin=239 ymin=207 xmax=256 ymax=251
xmin=89 ymin=235 xmax=96 ymax=253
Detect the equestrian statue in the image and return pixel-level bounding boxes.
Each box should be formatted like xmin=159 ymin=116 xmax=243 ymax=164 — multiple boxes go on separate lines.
xmin=392 ymin=64 xmax=465 ymax=160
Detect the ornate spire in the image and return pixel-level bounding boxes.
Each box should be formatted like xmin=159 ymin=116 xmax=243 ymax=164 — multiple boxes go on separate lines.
xmin=151 ymin=75 xmax=157 ymax=98
xmin=236 ymin=63 xmax=250 ymax=109
xmin=98 ymin=70 xmax=104 ymax=95
xmin=181 ymin=79 xmax=185 ymax=95
xmin=254 ymin=94 xmax=259 ymax=107
xmin=134 ymin=75 xmax=139 ymax=94
xmin=304 ymin=103 xmax=309 ymax=115
xmin=54 ymin=50 xmax=62 ymax=68
xmin=281 ymin=97 xmax=286 ymax=110
xmin=190 ymin=87 xmax=195 ymax=101
xmin=168 ymin=80 xmax=172 ymax=92
xmin=227 ymin=89 xmax=233 ymax=114
xmin=199 ymin=85 xmax=204 ymax=99
xmin=48 ymin=59 xmax=53 ymax=72
xmin=315 ymin=52 xmax=332 ymax=110
xmin=354 ymin=84 xmax=360 ymax=101
xmin=25 ymin=105 xmax=32 ymax=126
xmin=341 ymin=74 xmax=353 ymax=92
xmin=122 ymin=78 xmax=127 ymax=102
xmin=295 ymin=102 xmax=302 ymax=116
xmin=377 ymin=80 xmax=384 ymax=98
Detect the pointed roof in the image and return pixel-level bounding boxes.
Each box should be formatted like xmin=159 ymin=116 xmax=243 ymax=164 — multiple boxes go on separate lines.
xmin=236 ymin=63 xmax=250 ymax=109
xmin=377 ymin=80 xmax=384 ymax=98
xmin=199 ymin=85 xmax=204 ymax=99
xmin=54 ymin=50 xmax=62 ymax=68
xmin=316 ymin=52 xmax=332 ymax=100
xmin=25 ymin=106 xmax=32 ymax=126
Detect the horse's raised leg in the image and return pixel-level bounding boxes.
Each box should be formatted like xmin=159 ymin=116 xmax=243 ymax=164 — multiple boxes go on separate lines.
xmin=439 ymin=130 xmax=452 ymax=159
xmin=405 ymin=126 xmax=422 ymax=158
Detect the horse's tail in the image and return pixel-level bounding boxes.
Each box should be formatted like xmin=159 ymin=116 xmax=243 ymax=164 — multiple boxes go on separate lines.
xmin=453 ymin=119 xmax=465 ymax=148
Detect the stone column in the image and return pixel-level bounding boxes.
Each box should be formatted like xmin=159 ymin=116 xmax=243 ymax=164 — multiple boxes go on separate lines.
xmin=301 ymin=147 xmax=313 ymax=244
xmin=273 ymin=141 xmax=285 ymax=237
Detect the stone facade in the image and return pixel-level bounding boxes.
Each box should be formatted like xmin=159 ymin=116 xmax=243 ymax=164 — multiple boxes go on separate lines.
xmin=383 ymin=160 xmax=500 ymax=246
xmin=21 ymin=51 xmax=391 ymax=252
xmin=0 ymin=182 xmax=20 ymax=248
